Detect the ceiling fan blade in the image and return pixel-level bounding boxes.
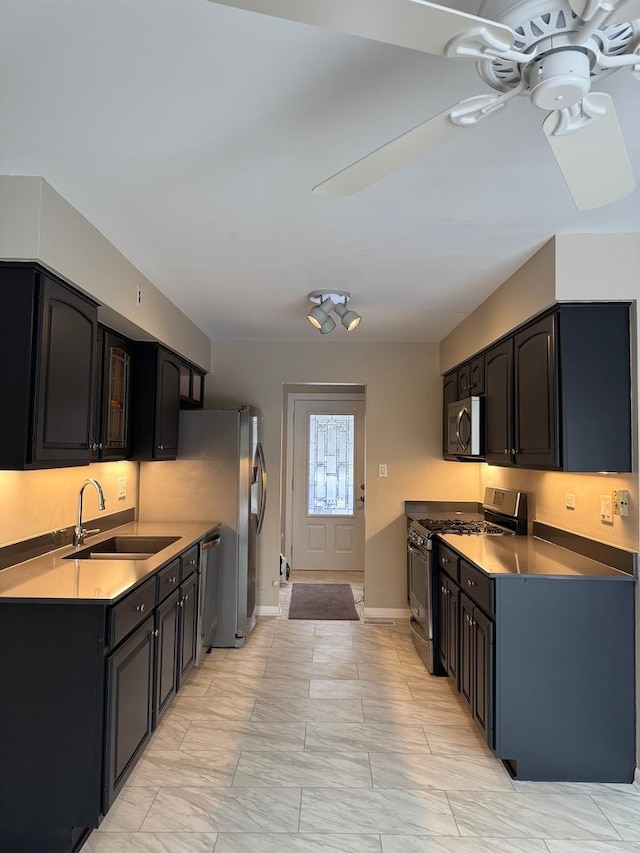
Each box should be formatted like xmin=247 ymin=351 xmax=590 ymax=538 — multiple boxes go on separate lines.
xmin=569 ymin=0 xmax=640 ymax=22
xmin=542 ymin=93 xmax=635 ymax=210
xmin=207 ymin=0 xmax=515 ymax=57
xmin=313 ymin=95 xmax=506 ymax=196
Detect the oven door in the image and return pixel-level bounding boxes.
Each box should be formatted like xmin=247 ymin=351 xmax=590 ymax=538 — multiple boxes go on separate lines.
xmin=408 ymin=543 xmax=436 ymax=674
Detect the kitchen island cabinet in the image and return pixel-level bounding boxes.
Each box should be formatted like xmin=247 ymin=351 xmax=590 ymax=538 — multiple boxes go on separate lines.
xmin=434 ymin=533 xmax=636 ymax=781
xmin=0 ymin=521 xmax=218 ymax=853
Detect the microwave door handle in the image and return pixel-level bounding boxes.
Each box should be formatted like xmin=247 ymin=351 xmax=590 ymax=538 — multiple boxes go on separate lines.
xmin=457 ymin=407 xmax=471 ymax=451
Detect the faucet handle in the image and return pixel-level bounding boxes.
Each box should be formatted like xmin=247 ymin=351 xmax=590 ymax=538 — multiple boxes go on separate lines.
xmin=82 ymin=528 xmax=101 ymax=539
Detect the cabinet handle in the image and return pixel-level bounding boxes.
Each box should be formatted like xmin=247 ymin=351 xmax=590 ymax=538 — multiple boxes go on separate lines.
xmin=467 ymin=579 xmax=476 ymax=587
xmin=184 ymin=593 xmax=190 ymax=601
xmin=157 ymin=444 xmax=165 ymax=450
xmin=470 ymin=618 xmax=475 ymax=626
xmin=152 ymin=628 xmax=159 ymax=637
xmin=169 ymin=576 xmax=177 ymax=584
xmin=186 ymin=559 xmax=196 ymax=566
xmin=512 ymin=448 xmax=516 ymax=455
xmin=503 ymin=448 xmax=509 ymax=454
xmin=178 ymin=599 xmax=184 ymax=607
xmin=442 ymin=557 xmax=450 ymax=565
xmin=91 ymin=442 xmax=99 ymax=451
xmin=135 ymin=603 xmax=145 ymax=613
xmin=99 ymin=442 xmax=103 ymax=449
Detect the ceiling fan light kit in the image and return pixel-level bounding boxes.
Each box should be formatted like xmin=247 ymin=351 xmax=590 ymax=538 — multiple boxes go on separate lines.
xmin=209 ymin=0 xmax=639 ymax=209
xmin=306 ymin=291 xmax=362 ymax=334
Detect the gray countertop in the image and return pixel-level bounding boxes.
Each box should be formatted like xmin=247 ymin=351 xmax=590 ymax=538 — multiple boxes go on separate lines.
xmin=0 ymin=521 xmax=220 ymax=604
xmin=438 ymin=533 xmax=633 ymax=579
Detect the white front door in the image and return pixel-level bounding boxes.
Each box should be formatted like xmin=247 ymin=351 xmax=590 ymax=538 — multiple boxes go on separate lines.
xmin=291 ymin=399 xmax=365 ymax=571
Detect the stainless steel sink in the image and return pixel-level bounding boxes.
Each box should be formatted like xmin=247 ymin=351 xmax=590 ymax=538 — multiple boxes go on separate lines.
xmin=64 ymin=535 xmax=180 ymax=561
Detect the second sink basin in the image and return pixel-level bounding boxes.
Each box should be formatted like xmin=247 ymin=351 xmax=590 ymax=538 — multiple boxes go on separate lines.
xmin=65 ymin=536 xmax=180 ymax=561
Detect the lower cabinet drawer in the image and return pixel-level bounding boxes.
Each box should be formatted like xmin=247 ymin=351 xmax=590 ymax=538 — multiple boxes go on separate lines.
xmin=109 ymin=578 xmax=156 ymax=649
xmin=157 ymin=558 xmax=180 ymax=603
xmin=460 ymin=559 xmax=493 ymax=615
xmin=438 ymin=543 xmax=460 ymax=582
xmin=180 ymin=545 xmax=199 ymax=582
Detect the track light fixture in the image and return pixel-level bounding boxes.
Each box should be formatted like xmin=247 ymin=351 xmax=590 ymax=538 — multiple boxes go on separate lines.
xmin=306 ymin=291 xmax=362 ymax=335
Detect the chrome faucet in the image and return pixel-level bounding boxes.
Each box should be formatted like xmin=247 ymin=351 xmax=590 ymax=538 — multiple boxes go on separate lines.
xmin=74 ymin=478 xmax=106 ymax=547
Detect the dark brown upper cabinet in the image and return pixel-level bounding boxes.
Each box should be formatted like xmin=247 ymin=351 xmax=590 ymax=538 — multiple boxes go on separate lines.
xmin=0 ymin=263 xmax=98 ymax=469
xmin=92 ymin=327 xmax=132 ymax=462
xmin=457 ymin=354 xmax=484 ymax=397
xmin=130 ymin=343 xmax=182 ymax=460
xmin=179 ymin=361 xmax=205 ymax=409
xmin=463 ymin=303 xmax=632 ymax=472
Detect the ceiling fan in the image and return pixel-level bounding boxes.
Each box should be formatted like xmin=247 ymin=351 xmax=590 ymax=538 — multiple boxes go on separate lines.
xmin=207 ymin=0 xmax=640 ymax=209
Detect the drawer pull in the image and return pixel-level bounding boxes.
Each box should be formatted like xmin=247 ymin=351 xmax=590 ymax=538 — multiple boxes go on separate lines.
xmin=178 ymin=599 xmax=184 ymax=608
xmin=442 ymin=557 xmax=450 ymax=564
xmin=134 ymin=603 xmax=145 ymax=613
xmin=186 ymin=559 xmax=196 ymax=566
xmin=184 ymin=593 xmax=190 ymax=601
xmin=467 ymin=579 xmax=476 ymax=587
xmin=152 ymin=628 xmax=159 ymax=637
xmin=169 ymin=576 xmax=177 ymax=583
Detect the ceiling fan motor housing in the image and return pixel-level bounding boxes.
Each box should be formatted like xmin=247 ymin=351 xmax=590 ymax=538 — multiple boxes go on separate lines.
xmin=528 ymin=48 xmax=591 ymax=109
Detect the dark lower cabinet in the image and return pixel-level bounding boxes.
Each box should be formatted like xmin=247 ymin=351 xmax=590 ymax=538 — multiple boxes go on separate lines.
xmin=104 ymin=616 xmax=155 ymax=811
xmin=178 ymin=572 xmax=199 ymax=685
xmin=154 ymin=589 xmax=181 ymax=725
xmin=460 ymin=593 xmax=494 ymax=746
xmin=435 ymin=538 xmax=635 ymax=781
xmin=438 ymin=572 xmax=459 ymax=684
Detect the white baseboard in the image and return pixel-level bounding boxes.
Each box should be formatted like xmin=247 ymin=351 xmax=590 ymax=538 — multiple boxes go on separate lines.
xmin=256 ymin=605 xmax=281 ymax=616
xmin=363 ymin=606 xmax=411 ymax=619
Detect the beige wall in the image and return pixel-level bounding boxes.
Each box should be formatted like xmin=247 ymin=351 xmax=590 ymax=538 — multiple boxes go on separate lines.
xmin=439 ymin=239 xmax=556 ymax=373
xmin=207 ymin=341 xmax=478 ymax=612
xmin=0 ymin=461 xmax=139 ymax=547
xmin=0 ymin=176 xmax=211 ymax=370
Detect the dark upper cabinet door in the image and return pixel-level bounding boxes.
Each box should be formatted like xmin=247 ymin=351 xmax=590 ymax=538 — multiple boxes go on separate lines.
xmin=154 ymin=589 xmax=180 ymax=726
xmin=104 ymin=616 xmax=154 ymax=811
xmin=442 ymin=372 xmax=458 ymax=457
xmin=514 ymin=314 xmax=558 ymax=469
xmin=472 ymin=607 xmax=494 ymax=745
xmin=97 ymin=329 xmax=132 ymax=461
xmin=178 ymin=573 xmax=198 ymax=686
xmin=155 ymin=350 xmax=181 ymax=459
xmin=130 ymin=344 xmax=182 ymax=460
xmin=33 ymin=276 xmax=98 ymax=466
xmin=458 ymin=355 xmax=484 ymax=398
xmin=459 ymin=594 xmax=474 ymax=709
xmin=484 ymin=338 xmax=514 ymax=466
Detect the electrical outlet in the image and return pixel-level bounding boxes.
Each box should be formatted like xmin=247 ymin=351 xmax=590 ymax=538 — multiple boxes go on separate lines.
xmin=378 ymin=464 xmax=388 ymax=478
xmin=614 ymin=489 xmax=630 ymax=517
xmin=565 ymin=493 xmax=576 ymax=509
xmin=118 ymin=477 xmax=127 ymax=499
xmin=600 ymin=494 xmax=613 ymax=524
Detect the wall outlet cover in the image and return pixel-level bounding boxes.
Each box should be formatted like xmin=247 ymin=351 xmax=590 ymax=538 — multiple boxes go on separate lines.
xmin=565 ymin=493 xmax=576 ymax=510
xmin=600 ymin=494 xmax=613 ymax=524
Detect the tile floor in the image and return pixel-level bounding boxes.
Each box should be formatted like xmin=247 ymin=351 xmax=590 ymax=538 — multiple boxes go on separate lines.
xmin=85 ymin=571 xmax=640 ymax=853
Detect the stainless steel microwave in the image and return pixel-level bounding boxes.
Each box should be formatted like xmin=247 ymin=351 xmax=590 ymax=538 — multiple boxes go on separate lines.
xmin=446 ymin=396 xmax=482 ymax=458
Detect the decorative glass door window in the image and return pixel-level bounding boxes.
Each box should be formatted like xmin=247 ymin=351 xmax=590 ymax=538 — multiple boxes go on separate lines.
xmin=307 ymin=413 xmax=355 ymax=516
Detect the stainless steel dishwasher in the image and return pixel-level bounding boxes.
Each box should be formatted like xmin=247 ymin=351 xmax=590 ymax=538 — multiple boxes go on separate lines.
xmin=196 ymin=531 xmax=221 ymax=665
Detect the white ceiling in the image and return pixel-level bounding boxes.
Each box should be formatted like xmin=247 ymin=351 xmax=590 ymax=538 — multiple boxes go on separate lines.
xmin=1 ymin=0 xmax=638 ymax=342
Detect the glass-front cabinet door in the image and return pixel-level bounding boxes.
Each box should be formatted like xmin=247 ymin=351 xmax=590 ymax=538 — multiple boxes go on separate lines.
xmin=96 ymin=329 xmax=132 ymax=461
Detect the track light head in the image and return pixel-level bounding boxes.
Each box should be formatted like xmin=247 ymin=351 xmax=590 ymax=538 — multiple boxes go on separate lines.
xmin=306 ymin=290 xmax=362 ymax=335
xmin=333 ymin=301 xmax=362 ymax=331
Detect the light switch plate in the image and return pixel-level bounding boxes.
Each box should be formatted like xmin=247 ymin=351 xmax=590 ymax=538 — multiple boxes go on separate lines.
xmin=600 ymin=494 xmax=613 ymax=524
xmin=118 ymin=477 xmax=127 ymax=499
xmin=378 ymin=464 xmax=388 ymax=478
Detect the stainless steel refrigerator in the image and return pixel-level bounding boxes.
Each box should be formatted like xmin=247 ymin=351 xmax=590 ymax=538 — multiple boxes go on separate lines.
xmin=138 ymin=406 xmax=267 ymax=648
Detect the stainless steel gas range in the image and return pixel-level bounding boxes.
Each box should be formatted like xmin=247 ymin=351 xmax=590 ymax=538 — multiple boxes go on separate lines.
xmin=408 ymin=487 xmax=528 ymax=674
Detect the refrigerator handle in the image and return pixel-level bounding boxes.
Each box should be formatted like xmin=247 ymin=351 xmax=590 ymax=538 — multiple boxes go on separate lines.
xmin=256 ymin=442 xmax=267 ymax=534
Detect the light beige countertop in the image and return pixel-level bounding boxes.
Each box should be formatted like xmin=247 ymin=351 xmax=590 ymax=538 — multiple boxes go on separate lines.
xmin=0 ymin=521 xmax=220 ymax=604
xmin=438 ymin=533 xmax=633 ymax=579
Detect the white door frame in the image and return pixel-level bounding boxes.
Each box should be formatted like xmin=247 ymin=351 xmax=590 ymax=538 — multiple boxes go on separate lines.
xmin=284 ymin=391 xmax=365 ymax=570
